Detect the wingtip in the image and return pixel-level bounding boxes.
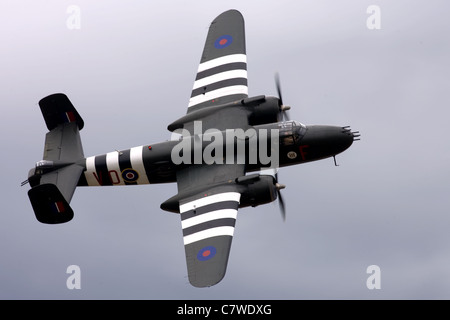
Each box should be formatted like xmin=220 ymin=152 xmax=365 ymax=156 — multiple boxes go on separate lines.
xmin=189 ymin=272 xmax=226 ymax=288
xmin=213 ymin=9 xmax=244 ymax=23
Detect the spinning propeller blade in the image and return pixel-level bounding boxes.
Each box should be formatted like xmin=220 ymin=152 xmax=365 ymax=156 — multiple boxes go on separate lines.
xmin=275 ymin=73 xmax=290 ymax=121
xmin=274 ymin=172 xmax=286 ymax=222
xmin=260 ymin=168 xmax=286 ymax=221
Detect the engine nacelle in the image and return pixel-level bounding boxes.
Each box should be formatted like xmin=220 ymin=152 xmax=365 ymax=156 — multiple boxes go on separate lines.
xmin=167 ymin=95 xmax=282 ymax=132
xmin=237 ymin=174 xmax=278 ymax=208
xmin=243 ymin=96 xmax=281 ymax=126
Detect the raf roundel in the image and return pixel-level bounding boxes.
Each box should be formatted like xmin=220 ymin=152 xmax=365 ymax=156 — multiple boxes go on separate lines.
xmin=214 ymin=35 xmax=233 ymax=49
xmin=121 ymin=168 xmax=139 ymax=183
xmin=197 ymin=246 xmax=217 ymax=261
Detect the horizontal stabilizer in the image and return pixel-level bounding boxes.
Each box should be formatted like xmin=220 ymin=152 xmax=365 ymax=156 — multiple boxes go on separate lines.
xmin=27 ymin=93 xmax=86 ymax=224
xmin=43 ymin=122 xmax=84 ymax=162
xmin=37 ymin=164 xmax=85 ymax=203
xmin=28 ymin=184 xmax=74 ymax=224
xmin=39 ymin=93 xmax=84 ymax=131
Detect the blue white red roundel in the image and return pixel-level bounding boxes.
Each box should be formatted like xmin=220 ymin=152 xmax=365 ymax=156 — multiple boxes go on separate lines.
xmin=197 ymin=246 xmax=217 ymax=261
xmin=121 ymin=168 xmax=139 ymax=183
xmin=214 ymin=35 xmax=233 ymax=49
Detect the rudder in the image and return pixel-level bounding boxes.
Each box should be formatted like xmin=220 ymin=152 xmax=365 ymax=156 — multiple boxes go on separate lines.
xmin=28 ymin=184 xmax=74 ymax=224
xmin=39 ymin=93 xmax=84 ymax=131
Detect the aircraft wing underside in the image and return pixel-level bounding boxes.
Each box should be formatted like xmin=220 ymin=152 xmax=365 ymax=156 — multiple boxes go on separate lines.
xmin=187 ymin=9 xmax=248 ymax=113
xmin=175 ymin=157 xmax=246 ymax=287
xmin=175 ymin=9 xmax=251 ymax=287
xmin=178 ymin=186 xmax=242 ymax=287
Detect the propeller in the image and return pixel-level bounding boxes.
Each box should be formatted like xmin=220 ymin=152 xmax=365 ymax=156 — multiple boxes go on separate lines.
xmin=275 ymin=72 xmax=291 ymax=121
xmin=274 ymin=73 xmax=288 ymax=220
xmin=275 ymin=172 xmax=286 ymax=222
xmin=265 ymin=168 xmax=286 ymax=221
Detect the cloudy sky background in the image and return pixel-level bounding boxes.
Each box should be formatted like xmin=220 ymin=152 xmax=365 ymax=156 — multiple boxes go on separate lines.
xmin=2 ymin=0 xmax=449 ymax=299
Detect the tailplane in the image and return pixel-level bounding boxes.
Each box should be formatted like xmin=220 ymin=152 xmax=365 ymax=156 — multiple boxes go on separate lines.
xmin=26 ymin=94 xmax=85 ymax=224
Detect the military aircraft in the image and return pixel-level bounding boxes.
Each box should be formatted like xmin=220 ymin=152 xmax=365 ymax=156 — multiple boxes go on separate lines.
xmin=24 ymin=10 xmax=359 ymax=287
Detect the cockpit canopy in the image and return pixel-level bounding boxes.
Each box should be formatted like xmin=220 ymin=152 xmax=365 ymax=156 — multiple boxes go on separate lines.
xmin=278 ymin=120 xmax=307 ymax=146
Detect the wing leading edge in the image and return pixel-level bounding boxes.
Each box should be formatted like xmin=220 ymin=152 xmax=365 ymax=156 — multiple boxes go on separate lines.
xmin=180 ymin=190 xmax=241 ymax=287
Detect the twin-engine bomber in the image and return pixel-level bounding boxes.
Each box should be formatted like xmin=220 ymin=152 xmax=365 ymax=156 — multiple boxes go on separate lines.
xmin=24 ymin=10 xmax=359 ymax=287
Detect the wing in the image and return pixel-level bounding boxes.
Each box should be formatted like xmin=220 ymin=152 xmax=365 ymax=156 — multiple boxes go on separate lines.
xmin=174 ymin=10 xmax=249 ymax=287
xmin=176 ymin=157 xmax=245 ymax=287
xmin=187 ymin=9 xmax=247 ymax=113
xmin=179 ymin=186 xmax=241 ymax=287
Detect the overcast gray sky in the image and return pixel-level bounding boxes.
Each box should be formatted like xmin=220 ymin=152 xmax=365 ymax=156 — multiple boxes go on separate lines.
xmin=2 ymin=0 xmax=450 ymax=299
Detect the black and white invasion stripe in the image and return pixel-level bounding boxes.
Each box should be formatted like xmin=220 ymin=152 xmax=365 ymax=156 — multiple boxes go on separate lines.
xmin=180 ymin=192 xmax=241 ymax=245
xmin=188 ymin=54 xmax=248 ymax=109
xmin=84 ymin=146 xmax=150 ymax=186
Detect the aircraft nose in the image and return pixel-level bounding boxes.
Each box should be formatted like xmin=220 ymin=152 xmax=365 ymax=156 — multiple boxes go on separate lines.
xmin=337 ymin=126 xmax=358 ymax=151
xmin=342 ymin=126 xmax=360 ymax=144
xmin=302 ymin=125 xmax=359 ymax=158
